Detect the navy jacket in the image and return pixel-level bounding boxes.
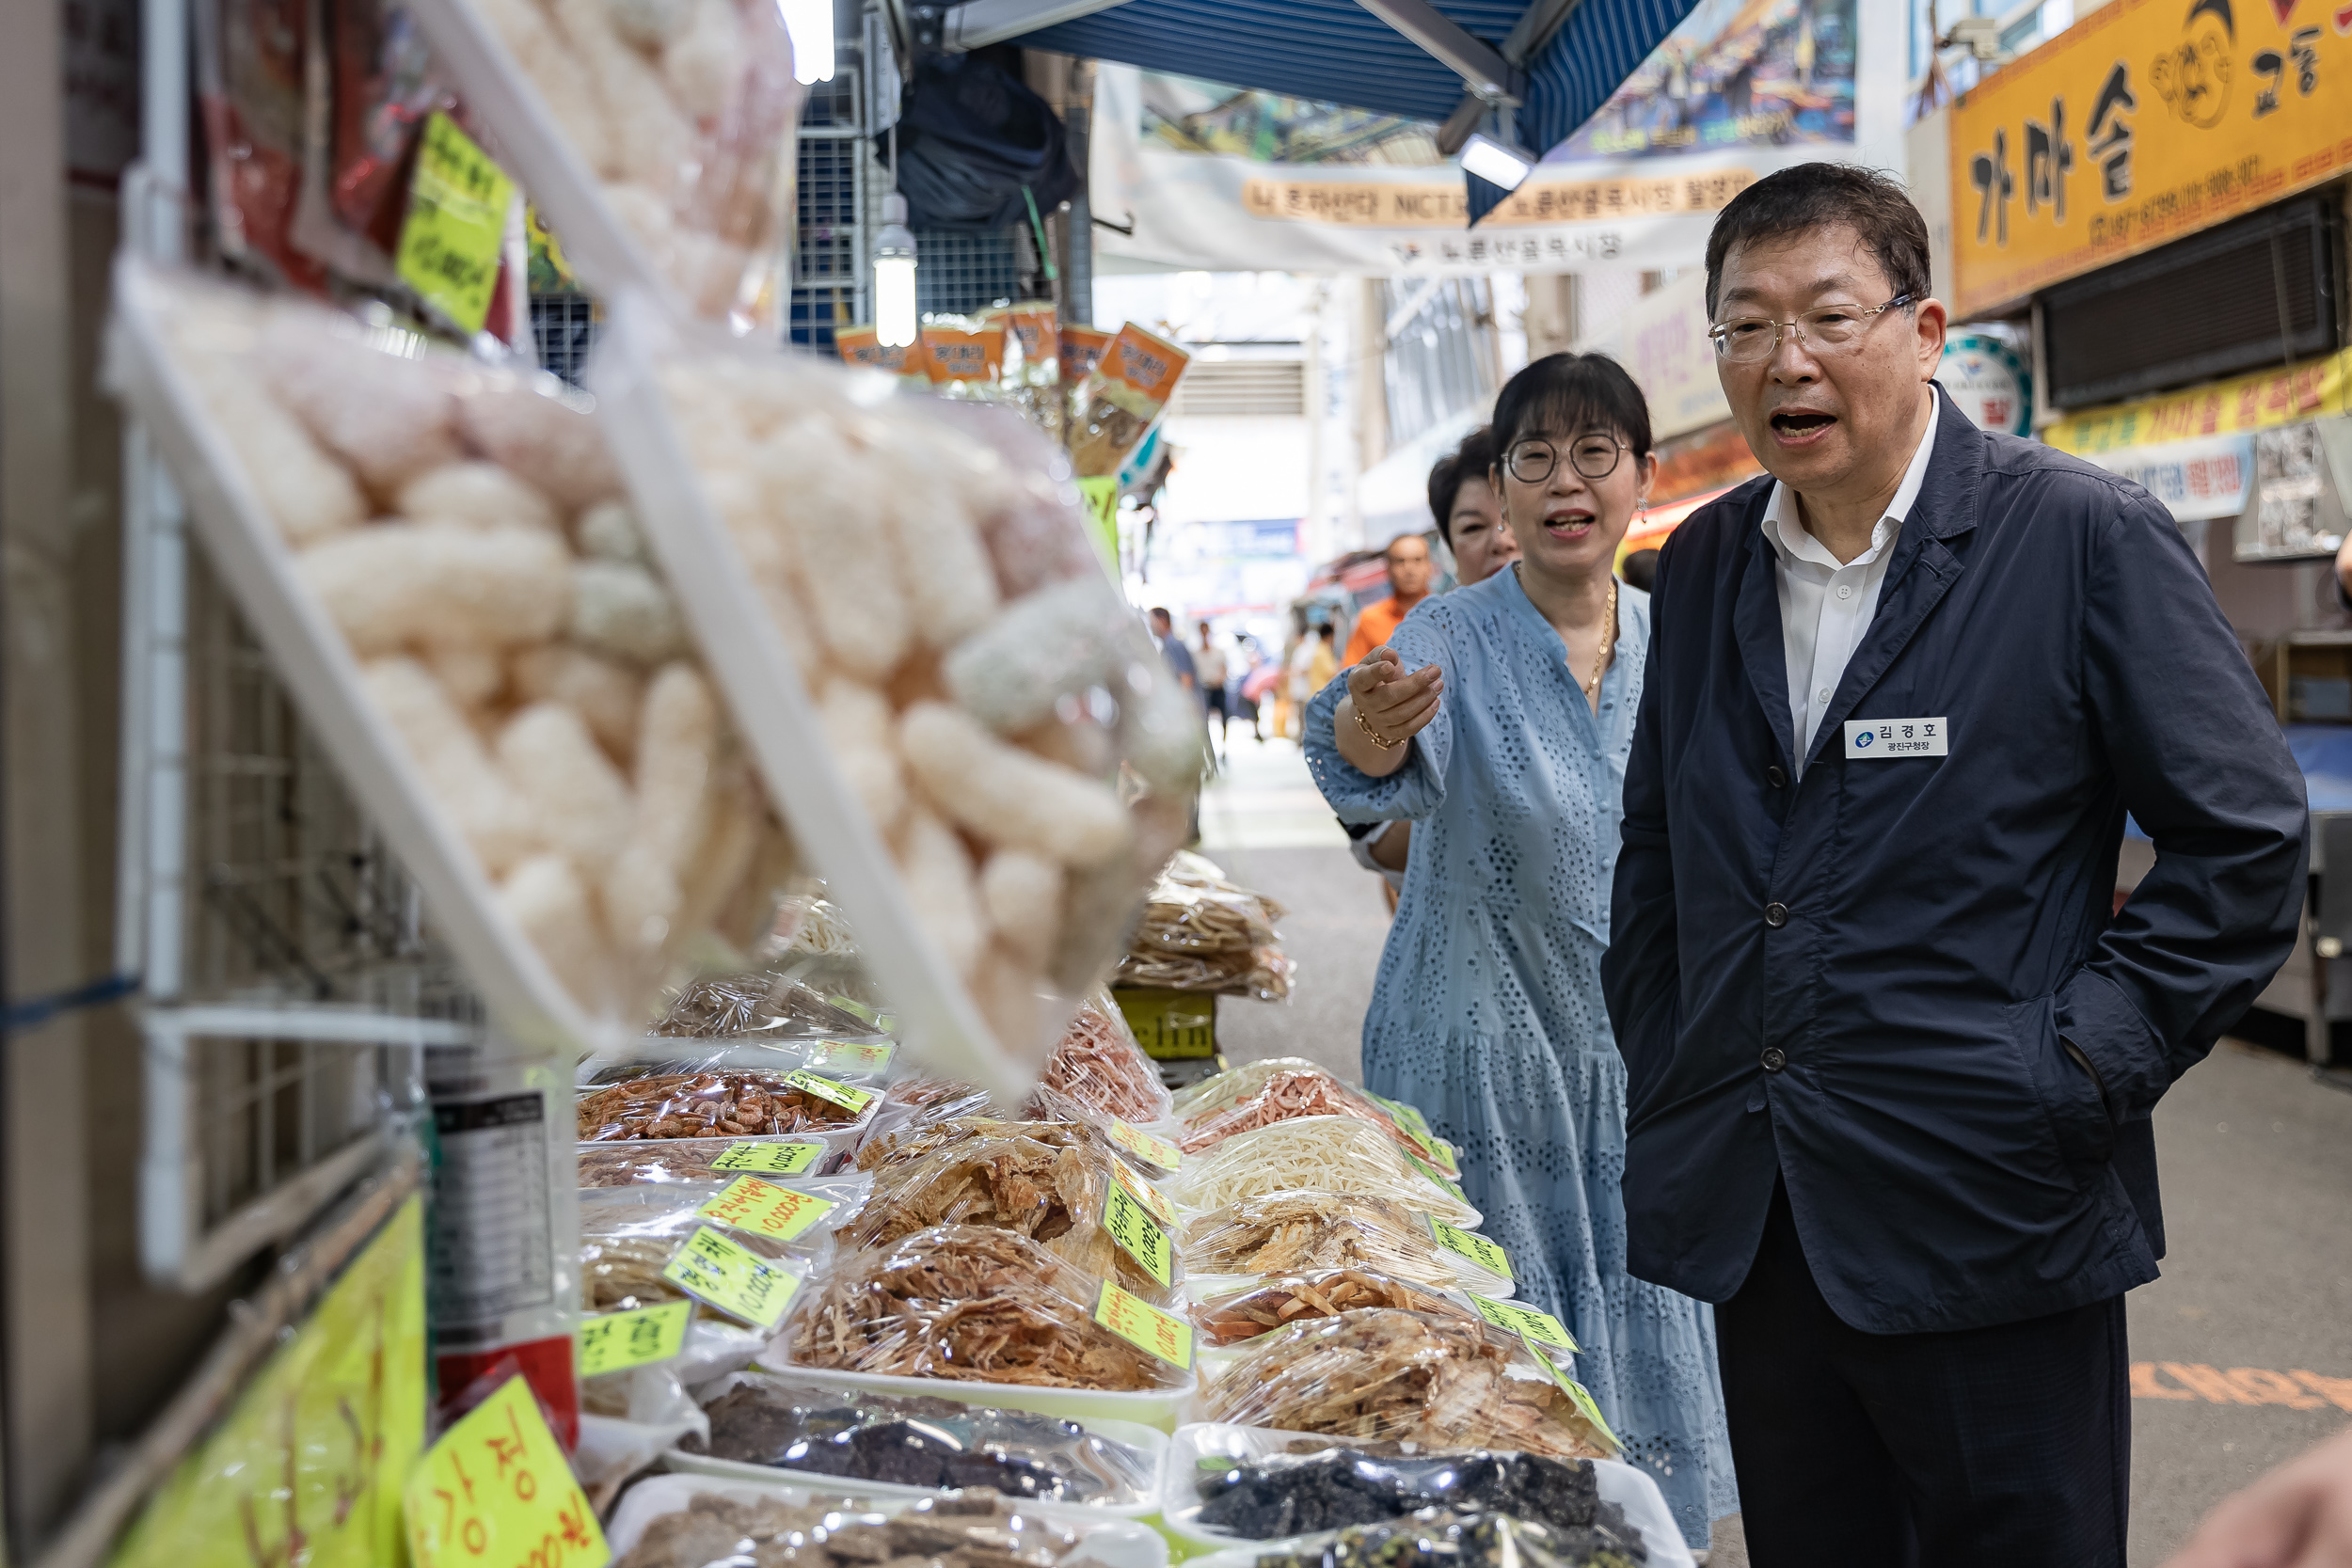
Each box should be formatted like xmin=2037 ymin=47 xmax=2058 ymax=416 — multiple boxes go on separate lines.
xmin=1602 ymin=394 xmax=2308 ymax=1334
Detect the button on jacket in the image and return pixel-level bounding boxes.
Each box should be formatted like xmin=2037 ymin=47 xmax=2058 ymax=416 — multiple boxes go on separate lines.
xmin=1601 ymin=394 xmax=2308 ymax=1335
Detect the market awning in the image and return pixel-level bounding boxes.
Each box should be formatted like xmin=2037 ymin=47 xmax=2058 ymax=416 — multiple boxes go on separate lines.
xmin=960 ymin=0 xmax=1700 ymax=223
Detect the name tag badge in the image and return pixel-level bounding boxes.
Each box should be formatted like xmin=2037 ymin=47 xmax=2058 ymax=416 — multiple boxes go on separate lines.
xmin=1845 ymin=717 xmax=1948 ymax=760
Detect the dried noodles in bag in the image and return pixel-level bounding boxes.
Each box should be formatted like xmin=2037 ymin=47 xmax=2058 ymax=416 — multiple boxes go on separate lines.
xmin=1168 ymin=1117 xmax=1479 ymax=1226
xmin=787 ymin=1225 xmax=1183 ymax=1390
xmin=1201 ymin=1309 xmax=1611 ymax=1458
xmin=1183 ymin=1193 xmax=1464 ymax=1290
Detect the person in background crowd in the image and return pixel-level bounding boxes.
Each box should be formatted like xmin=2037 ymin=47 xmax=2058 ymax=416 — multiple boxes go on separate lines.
xmin=2163 ymin=1423 xmax=2352 ymax=1566
xmin=1194 ymin=620 xmax=1232 ymax=762
xmin=1148 ymin=607 xmax=1197 ymax=697
xmin=1618 ymin=547 xmax=1660 ymax=593
xmin=1604 ymin=162 xmax=2306 ymax=1566
xmin=1306 ymin=622 xmax=1339 ymax=700
xmin=1352 ymin=427 xmax=1519 ymax=894
xmin=1235 ymin=634 xmax=1270 ymax=741
xmin=1343 ymin=532 xmax=1437 ymax=665
xmin=1280 ymin=626 xmax=1319 ymax=741
xmin=1306 ymin=352 xmax=1736 ymax=1547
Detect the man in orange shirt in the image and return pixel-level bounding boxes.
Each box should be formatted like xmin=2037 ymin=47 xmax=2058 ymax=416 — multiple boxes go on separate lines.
xmin=1343 ymin=532 xmax=1437 ymax=665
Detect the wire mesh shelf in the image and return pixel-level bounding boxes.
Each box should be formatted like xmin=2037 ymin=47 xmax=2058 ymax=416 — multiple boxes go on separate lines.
xmin=914 ymin=226 xmax=1032 ymax=318
xmin=531 ymin=293 xmax=601 ymax=388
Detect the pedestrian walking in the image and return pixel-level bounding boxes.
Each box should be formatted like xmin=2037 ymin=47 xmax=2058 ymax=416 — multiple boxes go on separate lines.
xmin=1194 ymin=620 xmax=1231 ymax=763
xmin=1305 ymin=352 xmax=1737 ymax=1548
xmin=1603 ymin=162 xmax=2308 ymax=1566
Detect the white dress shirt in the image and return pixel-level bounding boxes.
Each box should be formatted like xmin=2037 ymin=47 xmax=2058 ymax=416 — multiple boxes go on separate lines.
xmin=1763 ymin=388 xmax=1942 ymax=773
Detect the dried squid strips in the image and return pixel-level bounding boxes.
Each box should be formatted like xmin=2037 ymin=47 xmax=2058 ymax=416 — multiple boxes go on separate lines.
xmin=1168 ymin=1117 xmax=1480 ymax=1227
xmin=1178 ymin=1066 xmax=1440 ymax=1159
xmin=1193 ymin=1270 xmax=1474 ymax=1347
xmin=1030 ymin=992 xmax=1170 ymax=1122
xmin=1182 ymin=1194 xmax=1463 ymax=1290
xmin=578 ymin=1069 xmax=861 ymax=1140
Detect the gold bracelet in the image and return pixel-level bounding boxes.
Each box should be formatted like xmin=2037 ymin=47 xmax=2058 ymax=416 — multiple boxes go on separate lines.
xmin=1354 ymin=705 xmax=1403 ymax=750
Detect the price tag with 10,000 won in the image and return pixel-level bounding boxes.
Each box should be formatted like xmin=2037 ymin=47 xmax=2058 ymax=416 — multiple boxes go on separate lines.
xmin=708 ymin=1139 xmax=824 ymax=1175
xmin=698 ymin=1176 xmax=835 ymax=1241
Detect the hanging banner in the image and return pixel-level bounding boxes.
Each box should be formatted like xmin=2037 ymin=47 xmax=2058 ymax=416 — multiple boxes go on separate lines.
xmin=1948 ymin=0 xmax=2352 ymax=319
xmin=2086 ymin=431 xmax=2256 ymax=522
xmin=2042 ymin=345 xmax=2352 ymax=455
xmin=1575 ymin=269 xmax=1731 ymax=442
xmin=1091 ymin=0 xmax=1865 ymax=277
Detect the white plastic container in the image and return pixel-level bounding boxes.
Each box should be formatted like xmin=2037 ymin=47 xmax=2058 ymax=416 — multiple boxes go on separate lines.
xmin=1161 ymin=1423 xmax=1692 ymax=1567
xmin=604 ymin=1473 xmax=1171 ymax=1568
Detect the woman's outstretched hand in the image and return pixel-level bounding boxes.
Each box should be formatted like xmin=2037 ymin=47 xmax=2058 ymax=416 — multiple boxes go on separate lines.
xmin=1334 ymin=646 xmax=1443 ymax=777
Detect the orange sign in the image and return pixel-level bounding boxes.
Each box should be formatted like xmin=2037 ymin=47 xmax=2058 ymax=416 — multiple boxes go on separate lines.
xmin=1949 ymin=0 xmax=2352 ymax=318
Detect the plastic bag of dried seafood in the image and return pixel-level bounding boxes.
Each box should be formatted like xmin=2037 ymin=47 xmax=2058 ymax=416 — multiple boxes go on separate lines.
xmin=1028 ymin=990 xmax=1173 ymax=1124
xmin=106 ymin=260 xmax=800 ymax=1053
xmin=404 ymin=0 xmax=803 ymax=325
xmin=1179 ymin=1194 xmax=1498 ymax=1295
xmin=672 ymin=1368 xmax=1168 ymax=1513
xmin=1168 ymin=1118 xmax=1479 ymax=1227
xmin=1198 ymin=1309 xmax=1613 ymax=1460
xmin=1132 ymin=851 xmax=1284 ymax=954
xmin=602 ymin=1475 xmax=1173 ymax=1568
xmin=1176 ymin=1065 xmax=1454 ymax=1169
xmin=584 ymin=1035 xmax=897 ymax=1096
xmin=852 ymin=1115 xmax=1122 ymax=1178
xmin=581 ymin=1186 xmax=834 ymax=1310
xmin=590 ymin=293 xmax=1205 ymax=1102
xmin=653 ymin=970 xmax=888 ymax=1047
xmin=576 ymin=1061 xmax=881 ymax=1152
xmin=1190 ymin=1271 xmax=1481 ymax=1349
xmin=834 ymin=1130 xmax=1180 ymax=1298
xmin=1171 ymin=1059 xmax=1323 ymax=1121
xmin=863 ymin=1077 xmax=998 ymax=1143
xmin=579 ymin=1128 xmax=878 ymax=1187
xmin=779 ymin=1224 xmax=1192 ymax=1397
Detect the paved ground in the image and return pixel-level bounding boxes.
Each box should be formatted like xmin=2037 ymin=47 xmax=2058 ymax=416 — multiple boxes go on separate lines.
xmin=1190 ymin=738 xmax=2352 ymax=1565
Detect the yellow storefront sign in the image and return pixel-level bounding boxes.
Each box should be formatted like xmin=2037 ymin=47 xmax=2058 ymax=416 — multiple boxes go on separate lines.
xmin=107 ymin=1197 xmax=428 ymax=1568
xmin=1949 ymin=0 xmax=2352 ymax=319
xmin=1241 ymin=169 xmax=1754 ymax=230
xmin=2042 ymin=344 xmax=2352 ymax=454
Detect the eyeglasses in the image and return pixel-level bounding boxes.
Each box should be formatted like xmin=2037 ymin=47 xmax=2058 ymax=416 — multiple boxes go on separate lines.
xmin=1708 ymin=293 xmax=1914 ymax=364
xmin=1503 ymin=435 xmax=1628 ymax=485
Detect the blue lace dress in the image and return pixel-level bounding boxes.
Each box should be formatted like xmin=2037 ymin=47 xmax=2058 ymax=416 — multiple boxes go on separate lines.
xmin=1304 ymin=566 xmax=1737 ymax=1545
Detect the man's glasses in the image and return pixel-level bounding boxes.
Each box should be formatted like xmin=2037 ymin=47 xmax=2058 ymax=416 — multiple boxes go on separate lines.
xmin=1708 ymin=293 xmax=1914 ymax=364
xmin=1503 ymin=435 xmax=1628 ymax=485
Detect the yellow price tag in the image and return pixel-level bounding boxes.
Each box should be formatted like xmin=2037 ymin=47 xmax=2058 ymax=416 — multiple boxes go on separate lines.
xmin=817 ymin=1040 xmax=893 ymax=1071
xmin=403 ymin=1374 xmax=608 ymax=1568
xmin=1076 ymin=476 xmax=1120 ymax=569
xmin=1111 ymin=1159 xmax=1179 ymax=1227
xmin=708 ymin=1139 xmax=825 ymax=1175
xmin=1524 ymin=1335 xmax=1620 ymax=1453
xmin=1408 ymin=1151 xmax=1470 ymax=1207
xmin=1467 ymin=1292 xmax=1578 ymax=1352
xmin=1106 ymin=1117 xmax=1182 ymax=1170
xmin=1400 ymin=1123 xmax=1459 ymax=1177
xmin=1093 ymin=1280 xmax=1192 ymax=1369
xmin=577 ymin=1300 xmax=692 ymax=1378
xmin=1101 ymin=1182 xmax=1173 ymax=1286
xmin=1430 ymin=1218 xmax=1513 ymax=1280
xmin=1368 ymin=1090 xmax=1430 ymax=1134
xmin=697 ymin=1176 xmax=836 ymax=1242
xmin=783 ymin=1069 xmax=876 ymax=1115
xmin=661 ymin=1225 xmax=802 ymax=1331
xmin=394 ymin=112 xmax=512 ymax=337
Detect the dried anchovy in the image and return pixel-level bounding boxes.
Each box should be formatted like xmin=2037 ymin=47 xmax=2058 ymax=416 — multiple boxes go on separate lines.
xmin=789 ymin=1225 xmax=1171 ymax=1390
xmin=578 ymin=1070 xmax=858 ymax=1141
xmin=615 ymin=1489 xmax=1086 ymax=1568
xmin=1201 ymin=1309 xmax=1610 ymax=1459
xmin=1244 ymin=1508 xmax=1645 ymax=1568
xmin=1196 ymin=1449 xmax=1600 ymax=1540
xmin=1195 ymin=1271 xmax=1470 ymax=1347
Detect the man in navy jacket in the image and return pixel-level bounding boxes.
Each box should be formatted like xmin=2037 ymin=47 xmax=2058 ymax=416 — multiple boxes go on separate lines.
xmin=1602 ymin=164 xmax=2307 ymax=1564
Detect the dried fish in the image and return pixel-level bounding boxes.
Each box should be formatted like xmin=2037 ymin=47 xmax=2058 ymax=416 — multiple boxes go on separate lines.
xmin=1194 ymin=1270 xmax=1473 ymax=1347
xmin=579 ymin=1069 xmax=860 ymax=1141
xmin=1182 ymin=1194 xmax=1463 ymax=1289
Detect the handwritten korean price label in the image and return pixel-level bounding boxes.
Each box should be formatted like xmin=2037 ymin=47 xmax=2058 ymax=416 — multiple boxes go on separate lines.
xmin=1093 ymin=1280 xmax=1192 ymax=1369
xmin=1525 ymin=1336 xmax=1620 ymax=1453
xmin=708 ymin=1140 xmax=824 ymax=1176
xmin=660 ymin=1225 xmax=801 ymax=1331
xmin=1430 ymin=1219 xmax=1514 ymax=1280
xmin=1408 ymin=1152 xmax=1470 ymax=1207
xmin=1106 ymin=1117 xmax=1182 ymax=1170
xmin=782 ymin=1069 xmax=876 ymax=1115
xmin=1101 ymin=1182 xmax=1174 ymax=1286
xmin=1110 ymin=1159 xmax=1179 ymax=1227
xmin=1467 ymin=1292 xmax=1578 ymax=1352
xmin=404 ymin=1374 xmax=608 ymax=1568
xmin=698 ymin=1176 xmax=835 ymax=1242
xmin=577 ymin=1301 xmax=692 ymax=1378
xmin=816 ymin=1040 xmax=893 ymax=1071
xmin=394 ymin=111 xmax=512 ymax=337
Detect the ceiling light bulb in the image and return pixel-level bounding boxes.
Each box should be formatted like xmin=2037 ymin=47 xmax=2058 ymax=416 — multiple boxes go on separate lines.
xmin=874 ymin=192 xmax=918 ymax=348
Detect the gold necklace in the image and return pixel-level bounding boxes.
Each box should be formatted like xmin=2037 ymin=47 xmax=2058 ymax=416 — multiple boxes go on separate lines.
xmin=1581 ymin=578 xmax=1619 ymax=702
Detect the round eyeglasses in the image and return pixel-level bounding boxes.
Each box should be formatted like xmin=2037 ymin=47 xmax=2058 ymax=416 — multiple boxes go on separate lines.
xmin=1708 ymin=293 xmax=1914 ymax=364
xmin=1503 ymin=435 xmax=1628 ymax=485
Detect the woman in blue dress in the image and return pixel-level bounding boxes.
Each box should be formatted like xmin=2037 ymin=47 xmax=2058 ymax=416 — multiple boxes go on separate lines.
xmin=1306 ymin=354 xmax=1736 ymax=1546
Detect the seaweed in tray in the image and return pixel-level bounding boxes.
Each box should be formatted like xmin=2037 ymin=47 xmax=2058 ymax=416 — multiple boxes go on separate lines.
xmin=1200 ymin=1309 xmax=1610 ymax=1459
xmin=614 ymin=1489 xmax=1097 ymax=1568
xmin=1245 ymin=1509 xmax=1645 ymax=1568
xmin=685 ymin=1373 xmax=1155 ymax=1504
xmin=788 ymin=1225 xmax=1179 ymax=1391
xmin=1196 ymin=1449 xmax=1603 ymax=1541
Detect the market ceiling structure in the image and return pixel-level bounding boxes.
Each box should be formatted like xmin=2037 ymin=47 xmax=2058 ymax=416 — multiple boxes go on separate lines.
xmin=942 ymin=0 xmax=1702 ymax=221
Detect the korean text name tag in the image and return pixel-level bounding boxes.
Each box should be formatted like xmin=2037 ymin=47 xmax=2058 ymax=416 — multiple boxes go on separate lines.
xmin=1845 ymin=718 xmax=1949 ymax=759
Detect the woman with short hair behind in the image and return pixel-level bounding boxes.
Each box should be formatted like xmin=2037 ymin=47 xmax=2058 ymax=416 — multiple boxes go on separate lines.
xmin=1306 ymin=354 xmax=1736 ymax=1548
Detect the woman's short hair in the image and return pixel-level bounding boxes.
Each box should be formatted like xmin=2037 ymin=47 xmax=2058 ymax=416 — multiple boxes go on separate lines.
xmin=1490 ymin=353 xmax=1654 ymax=464
xmin=1427 ymin=426 xmax=1499 ymax=546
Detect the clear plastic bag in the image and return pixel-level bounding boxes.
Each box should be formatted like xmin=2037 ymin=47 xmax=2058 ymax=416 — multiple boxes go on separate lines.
xmin=1180 ymin=1194 xmax=1468 ymax=1291
xmin=110 ymin=262 xmax=799 ymax=1047
xmin=855 ymin=1116 xmax=1106 ymax=1176
xmin=865 ymin=1077 xmax=997 ymax=1142
xmin=1030 ymin=990 xmax=1173 ymax=1124
xmin=785 ymin=1225 xmax=1185 ymax=1392
xmin=1172 ymin=1058 xmax=1326 ymax=1121
xmin=1200 ymin=1310 xmax=1611 ymax=1459
xmin=405 ymin=0 xmax=803 ymax=325
xmin=654 ymin=970 xmax=883 ymax=1043
xmin=836 ymin=1132 xmax=1173 ymax=1296
xmin=580 ymin=1185 xmax=829 ymax=1313
xmin=590 ymin=299 xmax=1204 ymax=1096
xmin=682 ymin=1369 xmax=1162 ymax=1507
xmin=1178 ymin=1067 xmax=1443 ymax=1162
xmin=577 ymin=1065 xmax=875 ymax=1141
xmin=1191 ymin=1271 xmax=1476 ymax=1349
xmin=1168 ymin=1119 xmax=1479 ymax=1227
xmin=1133 ymin=852 xmax=1284 ymax=953
xmin=1115 ymin=944 xmax=1295 ymax=1001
